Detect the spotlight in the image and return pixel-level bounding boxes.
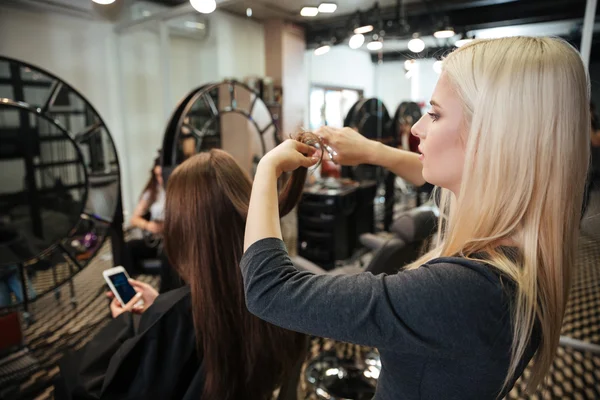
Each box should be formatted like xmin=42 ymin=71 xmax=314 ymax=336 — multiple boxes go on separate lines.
xmin=408 ymin=36 xmax=425 ymax=53
xmin=349 ymin=33 xmax=365 ymax=49
xmin=367 ymin=41 xmax=383 ymax=51
xmin=318 ymin=3 xmax=337 ymax=13
xmin=433 ymin=60 xmax=443 ymax=74
xmin=354 ymin=25 xmax=374 ymax=34
xmin=434 ymin=28 xmax=455 ymax=39
xmin=92 ymin=0 xmax=116 ymax=3
xmin=190 ymin=0 xmax=216 ymax=14
xmin=455 ymin=38 xmax=474 ymax=47
xmin=184 ymin=21 xmax=206 ymax=30
xmin=300 ymin=7 xmax=319 ymax=17
xmin=246 ymin=7 xmax=252 ymax=17
xmin=314 ymin=45 xmax=331 ymax=56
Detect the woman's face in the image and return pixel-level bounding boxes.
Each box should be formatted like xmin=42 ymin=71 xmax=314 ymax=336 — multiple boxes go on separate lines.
xmin=411 ymin=73 xmax=467 ymax=194
xmin=154 ymin=165 xmax=163 ymax=186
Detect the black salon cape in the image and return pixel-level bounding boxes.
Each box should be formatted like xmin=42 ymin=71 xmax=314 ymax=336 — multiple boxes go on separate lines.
xmin=56 ymin=286 xmax=204 ymax=400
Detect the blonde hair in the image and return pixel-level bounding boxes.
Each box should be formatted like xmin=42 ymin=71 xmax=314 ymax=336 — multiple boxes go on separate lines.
xmin=407 ymin=37 xmax=590 ymax=396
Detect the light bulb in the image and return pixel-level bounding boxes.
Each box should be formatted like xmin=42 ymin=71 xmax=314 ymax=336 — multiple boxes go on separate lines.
xmin=92 ymin=0 xmax=116 ymax=4
xmin=434 ymin=29 xmax=455 ymax=39
xmin=314 ymin=45 xmax=331 ymax=56
xmin=190 ymin=0 xmax=216 ymax=14
xmin=408 ymin=37 xmax=425 ymax=53
xmin=433 ymin=60 xmax=443 ymax=74
xmin=404 ymin=59 xmax=416 ymax=70
xmin=246 ymin=8 xmax=252 ymax=17
xmin=300 ymin=7 xmax=319 ymax=17
xmin=318 ymin=3 xmax=337 ymax=13
xmin=367 ymin=41 xmax=383 ymax=51
xmin=354 ymin=25 xmax=374 ymax=34
xmin=349 ymin=33 xmax=365 ymax=49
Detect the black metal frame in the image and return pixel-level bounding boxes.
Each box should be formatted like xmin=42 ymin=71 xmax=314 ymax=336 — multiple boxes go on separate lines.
xmin=162 ymin=80 xmax=280 ymax=168
xmin=0 ymin=56 xmax=125 ymax=314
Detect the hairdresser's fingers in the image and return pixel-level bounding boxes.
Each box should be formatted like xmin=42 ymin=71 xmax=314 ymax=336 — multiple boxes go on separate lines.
xmin=291 ymin=140 xmax=316 ymax=155
xmin=315 ymin=125 xmax=333 ymax=138
xmin=301 ymin=154 xmax=320 ymax=168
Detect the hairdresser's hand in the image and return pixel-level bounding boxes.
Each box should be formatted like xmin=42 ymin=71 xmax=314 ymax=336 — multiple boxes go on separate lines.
xmin=260 ymin=139 xmax=319 ymax=178
xmin=316 ymin=126 xmax=378 ymax=166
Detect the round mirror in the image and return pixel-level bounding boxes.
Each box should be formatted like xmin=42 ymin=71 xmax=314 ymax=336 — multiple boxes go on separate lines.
xmin=162 ymin=80 xmax=279 ymax=176
xmin=0 ymin=101 xmax=87 ymax=266
xmin=0 ymin=56 xmax=122 ymax=309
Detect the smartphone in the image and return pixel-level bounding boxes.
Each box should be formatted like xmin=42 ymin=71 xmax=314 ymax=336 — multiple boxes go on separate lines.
xmin=103 ymin=266 xmax=142 ymax=307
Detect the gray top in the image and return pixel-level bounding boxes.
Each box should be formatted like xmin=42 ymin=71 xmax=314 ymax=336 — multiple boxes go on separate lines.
xmin=240 ymin=238 xmax=540 ymax=400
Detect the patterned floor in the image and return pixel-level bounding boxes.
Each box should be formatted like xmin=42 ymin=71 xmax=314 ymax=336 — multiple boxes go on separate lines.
xmin=0 ymin=243 xmax=158 ymax=400
xmin=1 ymin=191 xmax=599 ymax=399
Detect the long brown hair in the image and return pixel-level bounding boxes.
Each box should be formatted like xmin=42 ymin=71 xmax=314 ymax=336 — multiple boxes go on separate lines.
xmin=163 ymin=149 xmax=307 ymax=400
xmin=140 ymin=155 xmax=161 ymax=205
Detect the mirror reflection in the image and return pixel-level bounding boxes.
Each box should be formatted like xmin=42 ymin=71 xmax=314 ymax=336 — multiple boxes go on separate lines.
xmin=0 ymin=102 xmax=87 ymax=266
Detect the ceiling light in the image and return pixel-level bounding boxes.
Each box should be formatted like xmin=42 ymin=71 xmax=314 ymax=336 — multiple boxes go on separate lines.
xmin=184 ymin=21 xmax=206 ymax=29
xmin=408 ymin=37 xmax=425 ymax=53
xmin=455 ymin=38 xmax=474 ymax=47
xmin=301 ymin=7 xmax=319 ymax=17
xmin=318 ymin=3 xmax=337 ymax=13
xmin=92 ymin=0 xmax=116 ymax=4
xmin=354 ymin=25 xmax=373 ymax=34
xmin=433 ymin=60 xmax=443 ymax=74
xmin=314 ymin=45 xmax=331 ymax=56
xmin=404 ymin=59 xmax=416 ymax=70
xmin=367 ymin=41 xmax=383 ymax=51
xmin=349 ymin=33 xmax=365 ymax=49
xmin=190 ymin=0 xmax=216 ymax=14
xmin=434 ymin=28 xmax=455 ymax=39
xmin=246 ymin=7 xmax=252 ymax=17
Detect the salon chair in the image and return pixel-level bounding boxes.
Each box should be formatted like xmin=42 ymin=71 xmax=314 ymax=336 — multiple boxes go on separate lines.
xmin=360 ymin=205 xmax=438 ymax=253
xmin=292 ymin=236 xmax=412 ymax=276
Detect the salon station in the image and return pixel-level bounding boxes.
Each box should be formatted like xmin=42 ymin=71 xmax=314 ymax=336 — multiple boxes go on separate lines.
xmin=1 ymin=0 xmax=600 ymax=399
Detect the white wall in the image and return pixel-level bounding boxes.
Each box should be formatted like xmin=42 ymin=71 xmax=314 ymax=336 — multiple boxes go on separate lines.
xmin=412 ymin=59 xmax=439 ymax=105
xmin=0 ymin=6 xmax=267 ymax=220
xmin=213 ymin=12 xmax=265 ymax=80
xmin=0 ymin=6 xmax=129 ymax=210
xmin=306 ymin=46 xmax=375 ymax=96
xmin=374 ymin=61 xmax=412 ymax=115
xmin=303 ymin=48 xmax=441 ymax=125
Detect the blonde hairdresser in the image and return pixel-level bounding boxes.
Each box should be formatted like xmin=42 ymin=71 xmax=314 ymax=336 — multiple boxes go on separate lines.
xmin=241 ymin=36 xmax=590 ymax=399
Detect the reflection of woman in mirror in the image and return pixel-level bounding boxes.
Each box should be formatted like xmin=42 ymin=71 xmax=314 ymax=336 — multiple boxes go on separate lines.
xmin=180 ymin=117 xmax=198 ymax=160
xmin=124 ymin=154 xmax=179 ymax=293
xmin=57 ymin=150 xmax=306 ymax=400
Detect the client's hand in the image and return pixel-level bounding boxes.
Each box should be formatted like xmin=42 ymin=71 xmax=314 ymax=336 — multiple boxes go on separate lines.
xmin=107 ymin=291 xmax=143 ymax=319
xmin=145 ymin=221 xmax=162 ymax=234
xmin=129 ymin=279 xmax=159 ymax=312
xmin=106 ymin=279 xmax=159 ymax=318
xmin=260 ymin=139 xmax=319 ymax=177
xmin=316 ymin=126 xmax=377 ymax=166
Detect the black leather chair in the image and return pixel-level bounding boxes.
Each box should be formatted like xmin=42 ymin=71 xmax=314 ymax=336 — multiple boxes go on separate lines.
xmin=360 ymin=205 xmax=437 ymax=252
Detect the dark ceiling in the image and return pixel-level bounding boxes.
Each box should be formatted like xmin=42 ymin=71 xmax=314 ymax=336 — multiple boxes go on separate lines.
xmin=147 ymin=0 xmax=600 ymax=58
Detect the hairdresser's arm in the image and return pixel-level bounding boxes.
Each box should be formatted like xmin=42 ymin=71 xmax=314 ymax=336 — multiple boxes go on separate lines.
xmin=317 ymin=126 xmax=426 ymax=186
xmin=244 ymin=140 xmax=318 ymax=251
